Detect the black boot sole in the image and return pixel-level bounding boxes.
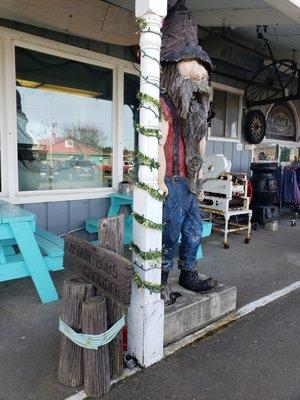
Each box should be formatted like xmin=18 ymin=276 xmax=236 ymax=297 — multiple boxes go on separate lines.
xmin=178 ymin=281 xmax=215 ymax=294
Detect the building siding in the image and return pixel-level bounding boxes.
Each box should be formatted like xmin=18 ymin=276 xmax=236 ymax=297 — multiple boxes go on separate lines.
xmin=23 ymin=198 xmax=110 ymax=236
xmin=206 ymin=140 xmax=252 ymax=173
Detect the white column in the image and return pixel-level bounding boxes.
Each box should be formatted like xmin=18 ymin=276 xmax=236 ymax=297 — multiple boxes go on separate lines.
xmin=127 ymin=0 xmax=167 ymax=367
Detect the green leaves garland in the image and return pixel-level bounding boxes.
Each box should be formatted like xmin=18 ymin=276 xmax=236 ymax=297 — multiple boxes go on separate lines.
xmin=135 ymin=151 xmax=160 ymax=171
xmin=137 ymin=92 xmax=162 ymax=120
xmin=136 ymin=17 xmax=147 ymax=31
xmin=132 ymin=18 xmax=165 ymax=295
xmin=135 ymin=123 xmax=162 ymax=139
xmin=137 ymin=92 xmax=161 ymax=110
xmin=130 ymin=242 xmax=162 ymax=261
xmin=135 ymin=180 xmax=164 ymax=202
xmin=133 ymin=212 xmax=163 ymax=231
xmin=133 ymin=272 xmax=162 ymax=294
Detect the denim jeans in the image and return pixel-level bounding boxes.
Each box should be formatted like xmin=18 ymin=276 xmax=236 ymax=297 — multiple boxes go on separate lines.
xmin=162 ymin=177 xmax=203 ymax=272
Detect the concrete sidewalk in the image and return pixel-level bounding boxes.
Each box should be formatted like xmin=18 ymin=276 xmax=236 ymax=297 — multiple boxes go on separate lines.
xmin=0 ymin=219 xmax=299 ymax=400
xmin=103 ymin=290 xmax=300 ymax=400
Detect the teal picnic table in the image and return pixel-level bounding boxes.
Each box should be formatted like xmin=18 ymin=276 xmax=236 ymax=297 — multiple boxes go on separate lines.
xmin=0 ymin=200 xmax=63 ymax=304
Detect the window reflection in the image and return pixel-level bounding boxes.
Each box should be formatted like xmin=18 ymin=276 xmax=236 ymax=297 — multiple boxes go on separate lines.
xmin=211 ymin=89 xmax=240 ymax=139
xmin=16 ymin=47 xmax=113 ymax=191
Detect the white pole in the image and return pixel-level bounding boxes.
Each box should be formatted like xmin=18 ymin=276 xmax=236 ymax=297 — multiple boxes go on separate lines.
xmin=127 ymin=0 xmax=167 ymax=367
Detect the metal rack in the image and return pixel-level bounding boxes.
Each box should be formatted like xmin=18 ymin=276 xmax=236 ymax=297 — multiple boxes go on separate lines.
xmin=200 ymin=165 xmax=252 ymax=249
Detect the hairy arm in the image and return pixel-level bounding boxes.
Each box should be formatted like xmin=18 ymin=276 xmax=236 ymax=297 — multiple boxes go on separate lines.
xmin=158 ymin=117 xmax=169 ymax=196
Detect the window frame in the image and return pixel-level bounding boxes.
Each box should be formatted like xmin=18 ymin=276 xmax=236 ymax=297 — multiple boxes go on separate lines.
xmin=0 ymin=26 xmax=138 ymax=204
xmin=208 ymin=82 xmax=244 ymax=143
xmin=0 ymin=36 xmax=6 ymax=198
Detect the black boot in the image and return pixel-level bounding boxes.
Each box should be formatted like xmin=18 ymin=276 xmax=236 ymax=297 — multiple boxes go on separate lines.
xmin=161 ymin=270 xmax=171 ymax=303
xmin=179 ymin=270 xmax=217 ymax=293
xmin=161 ymin=270 xmax=169 ymax=285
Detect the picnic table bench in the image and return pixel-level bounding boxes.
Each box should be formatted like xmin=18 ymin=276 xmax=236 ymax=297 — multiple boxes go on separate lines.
xmin=0 ymin=200 xmax=63 ymax=303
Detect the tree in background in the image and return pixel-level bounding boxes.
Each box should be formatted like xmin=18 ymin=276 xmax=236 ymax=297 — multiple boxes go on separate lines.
xmin=63 ymin=124 xmax=106 ymax=155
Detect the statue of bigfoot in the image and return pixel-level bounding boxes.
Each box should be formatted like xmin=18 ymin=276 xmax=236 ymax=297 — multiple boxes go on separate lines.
xmin=158 ymin=0 xmax=217 ymax=296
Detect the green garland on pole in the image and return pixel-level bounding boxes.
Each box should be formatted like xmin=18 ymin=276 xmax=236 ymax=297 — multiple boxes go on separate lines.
xmin=135 ymin=151 xmax=160 ymax=171
xmin=133 ymin=272 xmax=162 ymax=293
xmin=132 ymin=17 xmax=164 ymax=296
xmin=133 ymin=212 xmax=163 ymax=230
xmin=136 ymin=17 xmax=147 ymax=30
xmin=137 ymin=92 xmax=162 ymax=114
xmin=130 ymin=242 xmax=162 ymax=261
xmin=135 ymin=123 xmax=162 ymax=139
xmin=137 ymin=92 xmax=161 ymax=109
xmin=135 ymin=180 xmax=165 ymax=202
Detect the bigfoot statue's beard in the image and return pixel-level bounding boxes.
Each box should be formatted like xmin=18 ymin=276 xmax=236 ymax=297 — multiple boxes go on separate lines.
xmin=161 ymin=63 xmax=210 ymax=195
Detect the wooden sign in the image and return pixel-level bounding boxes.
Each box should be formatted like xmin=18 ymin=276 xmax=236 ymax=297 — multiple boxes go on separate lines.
xmin=63 ymin=234 xmax=132 ymax=307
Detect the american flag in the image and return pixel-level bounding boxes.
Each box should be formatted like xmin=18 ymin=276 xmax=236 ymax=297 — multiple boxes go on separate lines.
xmin=51 ymin=123 xmax=57 ymax=145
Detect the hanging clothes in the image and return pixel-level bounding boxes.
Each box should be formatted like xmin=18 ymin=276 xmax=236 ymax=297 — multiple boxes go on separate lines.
xmin=295 ymin=163 xmax=300 ymax=187
xmin=281 ymin=166 xmax=300 ymax=205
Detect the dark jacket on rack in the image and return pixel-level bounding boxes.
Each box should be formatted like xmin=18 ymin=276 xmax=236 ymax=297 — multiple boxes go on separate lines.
xmin=281 ymin=167 xmax=300 ymax=205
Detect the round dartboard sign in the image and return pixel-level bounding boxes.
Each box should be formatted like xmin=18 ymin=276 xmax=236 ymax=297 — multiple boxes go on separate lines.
xmin=244 ymin=110 xmax=266 ymax=144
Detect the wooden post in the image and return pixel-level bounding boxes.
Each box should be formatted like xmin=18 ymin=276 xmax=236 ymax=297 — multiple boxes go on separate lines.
xmin=58 ymin=278 xmax=94 ymax=387
xmin=128 ymin=0 xmax=167 ymax=368
xmin=99 ymin=215 xmax=124 ymax=379
xmin=82 ymin=296 xmax=111 ymax=397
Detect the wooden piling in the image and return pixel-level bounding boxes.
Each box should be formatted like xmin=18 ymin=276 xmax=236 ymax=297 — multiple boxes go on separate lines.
xmin=58 ymin=278 xmax=95 ymax=387
xmin=100 ymin=215 xmax=125 ymax=379
xmin=82 ymin=296 xmax=111 ymax=397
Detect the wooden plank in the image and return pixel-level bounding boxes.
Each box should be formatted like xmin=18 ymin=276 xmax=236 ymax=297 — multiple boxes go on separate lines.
xmin=35 ymin=227 xmax=64 ymax=248
xmin=0 ymin=243 xmax=6 ymax=264
xmin=85 ymin=218 xmax=99 ymax=234
xmin=99 ymin=215 xmax=124 ymax=379
xmin=0 ymin=221 xmax=35 ymax=240
xmin=107 ymin=194 xmax=133 ymax=217
xmin=0 ymin=201 xmax=35 ymax=222
xmin=3 ymin=245 xmax=16 ymax=256
xmin=110 ymin=193 xmax=133 ymax=203
xmin=0 ymin=254 xmax=63 ymax=282
xmin=35 ymin=234 xmax=64 ymax=257
xmin=1 ymin=238 xmax=17 ymax=246
xmin=10 ymin=221 xmax=58 ymax=303
xmin=64 ymin=234 xmax=132 ymax=307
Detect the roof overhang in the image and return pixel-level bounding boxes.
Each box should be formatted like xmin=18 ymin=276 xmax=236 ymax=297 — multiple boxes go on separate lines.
xmin=0 ymin=0 xmax=138 ymax=46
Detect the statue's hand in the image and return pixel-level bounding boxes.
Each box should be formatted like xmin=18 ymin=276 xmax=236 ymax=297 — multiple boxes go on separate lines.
xmin=198 ymin=190 xmax=205 ymax=202
xmin=158 ymin=180 xmax=169 ymax=197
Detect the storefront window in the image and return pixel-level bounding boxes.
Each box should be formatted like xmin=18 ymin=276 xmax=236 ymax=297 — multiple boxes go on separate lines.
xmin=280 ymin=147 xmax=300 ymax=163
xmin=211 ymin=89 xmax=226 ymax=138
xmin=253 ymin=144 xmax=300 ymax=163
xmin=253 ymin=143 xmax=279 ymax=162
xmin=210 ymin=88 xmax=241 ymax=139
xmin=123 ymin=73 xmax=139 ymax=183
xmin=16 ymin=47 xmax=113 ymax=191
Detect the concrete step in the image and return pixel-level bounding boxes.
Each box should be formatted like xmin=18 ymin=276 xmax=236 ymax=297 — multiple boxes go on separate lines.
xmin=164 ymin=277 xmax=237 ymax=345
